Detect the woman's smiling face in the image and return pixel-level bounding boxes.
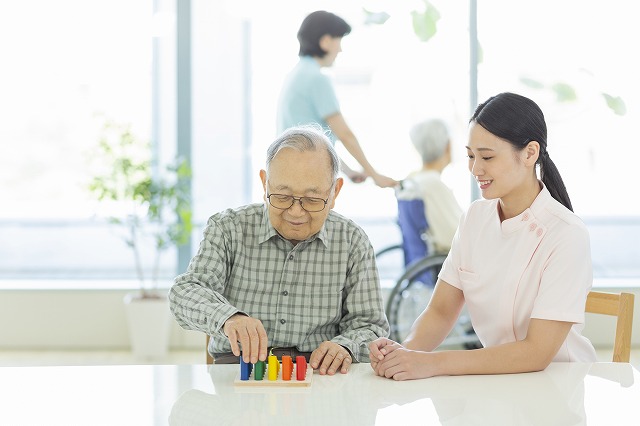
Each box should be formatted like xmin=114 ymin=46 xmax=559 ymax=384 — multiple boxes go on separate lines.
xmin=466 ymin=122 xmax=532 ymax=202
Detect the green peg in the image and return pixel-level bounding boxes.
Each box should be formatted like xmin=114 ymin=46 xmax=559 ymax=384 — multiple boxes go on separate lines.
xmin=254 ymin=360 xmax=266 ymax=380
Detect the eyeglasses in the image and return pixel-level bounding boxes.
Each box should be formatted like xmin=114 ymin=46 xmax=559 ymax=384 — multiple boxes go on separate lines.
xmin=267 ymin=193 xmax=328 ymax=212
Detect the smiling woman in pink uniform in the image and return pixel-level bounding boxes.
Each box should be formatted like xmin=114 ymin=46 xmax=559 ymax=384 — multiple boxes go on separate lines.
xmin=370 ymin=92 xmax=597 ymax=381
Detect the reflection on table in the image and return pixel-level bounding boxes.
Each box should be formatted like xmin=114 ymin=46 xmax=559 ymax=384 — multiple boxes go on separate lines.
xmin=0 ymin=362 xmax=638 ymax=425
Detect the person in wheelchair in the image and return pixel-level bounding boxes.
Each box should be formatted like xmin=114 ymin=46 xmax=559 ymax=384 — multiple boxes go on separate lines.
xmin=385 ymin=118 xmax=479 ymax=347
xmin=370 ymin=92 xmax=597 ymax=381
xmin=396 ymin=118 xmax=463 ymax=272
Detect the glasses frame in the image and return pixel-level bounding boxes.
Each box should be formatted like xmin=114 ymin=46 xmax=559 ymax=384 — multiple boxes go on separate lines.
xmin=266 ymin=193 xmax=329 ymax=212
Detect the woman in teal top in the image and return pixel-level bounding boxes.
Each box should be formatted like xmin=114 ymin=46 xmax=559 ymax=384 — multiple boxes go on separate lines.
xmin=277 ymin=10 xmax=397 ymax=188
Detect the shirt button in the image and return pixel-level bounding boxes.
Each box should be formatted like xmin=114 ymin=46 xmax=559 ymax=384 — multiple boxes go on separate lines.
xmin=522 ymin=213 xmax=530 ymax=221
xmin=280 ymin=319 xmax=286 ymax=324
xmin=288 ymin=255 xmax=294 ymax=260
xmin=529 ymin=223 xmax=537 ymax=231
xmin=282 ymin=290 xmax=289 ymax=296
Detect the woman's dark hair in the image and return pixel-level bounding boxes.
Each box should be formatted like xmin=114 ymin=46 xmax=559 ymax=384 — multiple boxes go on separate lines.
xmin=297 ymin=11 xmax=351 ymax=57
xmin=470 ymin=92 xmax=573 ymax=211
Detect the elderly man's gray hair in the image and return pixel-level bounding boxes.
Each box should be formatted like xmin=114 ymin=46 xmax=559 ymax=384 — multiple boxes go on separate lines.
xmin=266 ymin=124 xmax=340 ymax=182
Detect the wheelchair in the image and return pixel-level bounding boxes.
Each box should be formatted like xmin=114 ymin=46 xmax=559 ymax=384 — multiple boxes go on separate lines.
xmin=376 ymin=196 xmax=482 ymax=349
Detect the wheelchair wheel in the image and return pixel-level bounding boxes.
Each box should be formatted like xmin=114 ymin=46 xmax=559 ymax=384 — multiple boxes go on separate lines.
xmin=386 ymin=255 xmax=446 ymax=342
xmin=374 ymin=243 xmax=404 ymax=290
xmin=385 ymin=254 xmax=482 ymax=349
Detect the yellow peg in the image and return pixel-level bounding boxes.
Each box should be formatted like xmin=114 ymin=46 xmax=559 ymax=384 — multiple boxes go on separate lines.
xmin=268 ymin=355 xmax=279 ymax=381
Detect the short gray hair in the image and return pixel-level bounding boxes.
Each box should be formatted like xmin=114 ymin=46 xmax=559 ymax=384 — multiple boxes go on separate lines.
xmin=266 ymin=124 xmax=340 ymax=182
xmin=409 ymin=119 xmax=450 ymax=164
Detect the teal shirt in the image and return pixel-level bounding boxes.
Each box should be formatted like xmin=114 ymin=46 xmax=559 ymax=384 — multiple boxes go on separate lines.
xmin=276 ymin=56 xmax=340 ymax=144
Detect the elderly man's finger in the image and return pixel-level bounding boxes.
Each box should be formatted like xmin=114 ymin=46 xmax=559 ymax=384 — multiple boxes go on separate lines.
xmin=257 ymin=326 xmax=269 ymax=362
xmin=309 ymin=345 xmax=328 ymax=369
xmin=247 ymin=327 xmax=261 ymax=364
xmin=227 ymin=328 xmax=241 ymax=357
xmin=326 ymin=350 xmax=351 ymax=375
xmin=340 ymin=354 xmax=352 ymax=374
xmin=318 ymin=352 xmax=333 ymax=374
xmin=319 ymin=347 xmax=345 ymax=375
xmin=237 ymin=328 xmax=252 ymax=363
xmin=326 ymin=350 xmax=346 ymax=375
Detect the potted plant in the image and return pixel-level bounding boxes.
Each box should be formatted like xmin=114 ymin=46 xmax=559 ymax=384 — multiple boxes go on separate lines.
xmin=88 ymin=120 xmax=192 ymax=358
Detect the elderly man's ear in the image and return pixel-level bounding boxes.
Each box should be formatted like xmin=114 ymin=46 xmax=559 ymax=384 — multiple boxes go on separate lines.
xmin=328 ymin=177 xmax=344 ymax=209
xmin=259 ymin=169 xmax=268 ymax=200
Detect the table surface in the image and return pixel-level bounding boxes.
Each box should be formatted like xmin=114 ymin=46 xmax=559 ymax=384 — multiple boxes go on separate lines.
xmin=1 ymin=362 xmax=639 ymax=426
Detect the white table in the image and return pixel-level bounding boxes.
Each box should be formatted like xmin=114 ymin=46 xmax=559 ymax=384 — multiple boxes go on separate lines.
xmin=1 ymin=362 xmax=639 ymax=425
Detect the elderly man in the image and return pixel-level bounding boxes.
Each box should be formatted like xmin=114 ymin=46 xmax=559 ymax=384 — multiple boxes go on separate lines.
xmin=169 ymin=125 xmax=389 ymax=375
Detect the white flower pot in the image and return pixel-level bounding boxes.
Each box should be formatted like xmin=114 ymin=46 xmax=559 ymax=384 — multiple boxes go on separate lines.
xmin=123 ymin=293 xmax=171 ymax=359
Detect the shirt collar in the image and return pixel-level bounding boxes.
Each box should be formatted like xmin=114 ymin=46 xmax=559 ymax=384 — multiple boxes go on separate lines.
xmin=315 ymin=221 xmax=329 ymax=247
xmin=299 ymin=55 xmax=321 ymax=69
xmin=258 ymin=204 xmax=279 ymax=244
xmin=501 ymin=181 xmax=552 ymax=234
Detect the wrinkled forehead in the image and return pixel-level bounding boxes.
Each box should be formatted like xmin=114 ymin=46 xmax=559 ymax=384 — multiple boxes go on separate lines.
xmin=267 ymin=147 xmax=334 ymax=184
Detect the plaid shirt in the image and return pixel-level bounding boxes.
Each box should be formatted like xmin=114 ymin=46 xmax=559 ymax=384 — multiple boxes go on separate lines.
xmin=169 ymin=203 xmax=389 ymax=362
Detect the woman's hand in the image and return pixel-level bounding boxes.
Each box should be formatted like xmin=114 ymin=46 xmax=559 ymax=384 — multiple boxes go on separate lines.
xmin=374 ymin=347 xmax=436 ymax=381
xmin=368 ymin=337 xmax=402 ymax=373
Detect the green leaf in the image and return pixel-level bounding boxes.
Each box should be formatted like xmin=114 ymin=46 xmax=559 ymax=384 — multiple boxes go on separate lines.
xmin=363 ymin=9 xmax=390 ymax=25
xmin=520 ymin=77 xmax=545 ymax=89
xmin=86 ymin=119 xmax=194 ymax=289
xmin=551 ymin=83 xmax=577 ymax=102
xmin=602 ymin=93 xmax=627 ymax=116
xmin=411 ymin=1 xmax=440 ymax=42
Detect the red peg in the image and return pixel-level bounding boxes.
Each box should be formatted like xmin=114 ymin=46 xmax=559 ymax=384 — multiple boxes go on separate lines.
xmin=295 ymin=356 xmax=307 ymax=381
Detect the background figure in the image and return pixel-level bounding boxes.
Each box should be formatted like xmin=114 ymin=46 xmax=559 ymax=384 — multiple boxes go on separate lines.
xmin=369 ymin=92 xmax=597 ymax=381
xmin=395 ymin=118 xmax=463 ymax=263
xmin=277 ymin=10 xmax=397 ymax=188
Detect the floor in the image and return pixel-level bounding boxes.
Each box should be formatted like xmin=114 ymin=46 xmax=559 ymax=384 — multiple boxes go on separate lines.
xmin=0 ymin=348 xmax=639 ymax=369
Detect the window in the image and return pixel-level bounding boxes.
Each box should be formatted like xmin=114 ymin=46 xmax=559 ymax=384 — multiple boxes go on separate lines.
xmin=476 ymin=0 xmax=640 ymax=277
xmin=0 ymin=0 xmax=155 ymax=281
xmin=3 ymin=0 xmax=638 ymax=285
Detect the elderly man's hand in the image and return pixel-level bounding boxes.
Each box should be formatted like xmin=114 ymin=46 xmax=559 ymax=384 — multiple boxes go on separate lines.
xmin=310 ymin=341 xmax=352 ymax=375
xmin=222 ymin=314 xmax=268 ymax=364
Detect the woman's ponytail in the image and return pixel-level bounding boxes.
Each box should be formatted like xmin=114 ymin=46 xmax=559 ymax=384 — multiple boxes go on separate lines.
xmin=539 ymin=151 xmax=573 ymax=212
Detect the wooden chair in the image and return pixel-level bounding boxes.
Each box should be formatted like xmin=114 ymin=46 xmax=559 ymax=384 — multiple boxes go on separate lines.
xmin=585 ymin=290 xmax=635 ymax=362
xmin=205 ymin=334 xmax=213 ymax=364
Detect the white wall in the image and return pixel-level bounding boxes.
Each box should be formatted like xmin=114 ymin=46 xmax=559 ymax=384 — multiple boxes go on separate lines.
xmin=1 ymin=283 xmax=638 ymax=351
xmin=0 ymin=288 xmax=201 ymax=350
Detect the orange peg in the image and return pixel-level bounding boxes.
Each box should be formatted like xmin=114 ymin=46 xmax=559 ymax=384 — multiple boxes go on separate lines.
xmin=282 ymin=356 xmax=293 ymax=381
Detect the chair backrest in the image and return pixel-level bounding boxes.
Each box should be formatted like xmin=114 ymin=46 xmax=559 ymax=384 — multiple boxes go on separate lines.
xmin=205 ymin=334 xmax=213 ymax=364
xmin=585 ymin=290 xmax=635 ymax=363
xmin=397 ymin=198 xmax=430 ymax=266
